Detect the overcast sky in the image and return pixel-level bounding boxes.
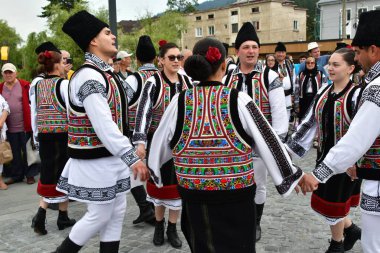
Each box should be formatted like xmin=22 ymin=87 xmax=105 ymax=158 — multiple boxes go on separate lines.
xmin=0 ymin=0 xmax=204 ymax=42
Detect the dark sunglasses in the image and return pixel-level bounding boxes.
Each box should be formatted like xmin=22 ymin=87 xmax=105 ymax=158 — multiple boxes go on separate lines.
xmin=166 ymin=55 xmax=184 ymax=61
xmin=306 ymin=61 xmax=315 ymax=64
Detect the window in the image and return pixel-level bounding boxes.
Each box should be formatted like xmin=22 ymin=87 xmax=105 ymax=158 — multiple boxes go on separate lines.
xmin=208 ymin=26 xmax=215 ymax=35
xmin=346 ymin=9 xmax=351 ymax=21
xmin=231 ymin=10 xmax=238 ymax=16
xmin=224 ymin=24 xmax=228 ymax=29
xmin=196 ymin=16 xmax=201 ymax=21
xmin=231 ymin=23 xmax=239 ymax=33
xmin=374 ymin=6 xmax=380 ymax=10
xmin=251 ymin=7 xmax=260 ymax=13
xmin=293 ymin=20 xmax=299 ymax=31
xmin=252 ymin=21 xmax=260 ymax=31
xmin=358 ymin=7 xmax=368 ymax=17
xmin=195 ymin=27 xmax=203 ymax=37
xmin=208 ymin=14 xmax=214 ymax=19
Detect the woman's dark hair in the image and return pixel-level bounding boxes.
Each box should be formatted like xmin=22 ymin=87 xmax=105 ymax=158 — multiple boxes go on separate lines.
xmin=159 ymin=42 xmax=179 ymax=58
xmin=37 ymin=51 xmax=61 ymax=73
xmin=184 ymin=38 xmax=226 ymax=81
xmin=334 ymin=48 xmax=355 ymax=66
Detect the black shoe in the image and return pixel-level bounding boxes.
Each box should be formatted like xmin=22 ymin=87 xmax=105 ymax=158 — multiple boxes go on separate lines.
xmin=153 ymin=219 xmax=165 ymax=246
xmin=255 ymin=203 xmax=264 ymax=242
xmin=344 ymin=223 xmax=361 ymax=251
xmin=166 ymin=221 xmax=182 ymax=249
xmin=131 ymin=185 xmax=155 ymax=224
xmin=326 ymin=239 xmax=344 ymax=253
xmin=100 ymin=241 xmax=120 ymax=253
xmin=256 ymin=223 xmax=262 ymax=242
xmin=57 ymin=210 xmax=76 ymax=230
xmin=53 ymin=236 xmax=82 ymax=253
xmin=31 ymin=207 xmax=47 ymax=235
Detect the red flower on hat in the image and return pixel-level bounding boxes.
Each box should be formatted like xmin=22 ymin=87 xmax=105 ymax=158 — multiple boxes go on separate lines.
xmin=43 ymin=50 xmax=52 ymax=59
xmin=158 ymin=40 xmax=167 ymax=47
xmin=205 ymin=46 xmax=221 ymax=63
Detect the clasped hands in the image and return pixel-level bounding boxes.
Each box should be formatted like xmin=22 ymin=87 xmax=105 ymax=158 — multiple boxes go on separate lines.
xmin=296 ymin=173 xmax=319 ymax=195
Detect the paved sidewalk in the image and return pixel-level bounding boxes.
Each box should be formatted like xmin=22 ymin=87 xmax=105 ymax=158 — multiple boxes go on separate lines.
xmin=0 ymin=151 xmax=363 ymax=252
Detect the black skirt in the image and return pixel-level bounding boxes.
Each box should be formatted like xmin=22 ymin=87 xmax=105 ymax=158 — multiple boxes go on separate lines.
xmin=179 ymin=186 xmax=256 ymax=253
xmin=37 ymin=133 xmax=68 ymax=197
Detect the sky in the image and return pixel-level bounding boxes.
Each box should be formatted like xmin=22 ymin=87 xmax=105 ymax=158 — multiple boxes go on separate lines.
xmin=0 ymin=0 xmax=205 ymax=42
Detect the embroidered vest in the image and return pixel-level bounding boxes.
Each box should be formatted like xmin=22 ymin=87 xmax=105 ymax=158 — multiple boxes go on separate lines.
xmin=150 ymin=72 xmax=192 ymax=133
xmin=299 ymin=72 xmax=323 ymax=98
xmin=314 ymin=85 xmax=355 ymax=151
xmin=225 ymin=71 xmax=272 ymax=124
xmin=36 ymin=77 xmax=68 ymax=134
xmin=128 ymin=69 xmax=158 ymax=131
xmin=67 ymin=63 xmax=127 ymax=159
xmin=357 ymin=83 xmax=380 ymax=169
xmin=171 ymin=85 xmax=254 ymax=191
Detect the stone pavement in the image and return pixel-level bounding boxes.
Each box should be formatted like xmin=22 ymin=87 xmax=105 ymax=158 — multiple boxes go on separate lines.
xmin=0 ymin=150 xmax=363 ymax=253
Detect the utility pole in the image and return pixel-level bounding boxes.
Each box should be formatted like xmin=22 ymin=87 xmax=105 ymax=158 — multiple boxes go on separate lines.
xmin=108 ymin=0 xmax=118 ymax=48
xmin=342 ymin=0 xmax=347 ymax=39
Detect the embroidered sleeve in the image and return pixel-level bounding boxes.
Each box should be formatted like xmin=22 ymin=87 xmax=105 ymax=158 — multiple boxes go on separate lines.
xmin=133 ymin=81 xmax=155 ymax=143
xmin=77 ymin=80 xmax=107 ymax=103
xmin=123 ymin=81 xmax=136 ymax=102
xmin=362 ymin=85 xmax=380 ymax=108
xmin=268 ymin=76 xmax=283 ymax=92
xmin=312 ymin=161 xmax=334 ymax=183
xmin=245 ymin=101 xmax=294 ymax=179
xmin=121 ymin=148 xmax=140 ymax=167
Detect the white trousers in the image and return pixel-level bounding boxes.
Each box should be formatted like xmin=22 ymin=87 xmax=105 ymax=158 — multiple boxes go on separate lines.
xmin=254 ymin=158 xmax=267 ymax=205
xmin=361 ymin=212 xmax=380 ymax=253
xmin=69 ymin=193 xmax=127 ymax=245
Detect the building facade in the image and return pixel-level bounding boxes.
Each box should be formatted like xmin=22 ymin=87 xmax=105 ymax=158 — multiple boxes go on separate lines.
xmin=181 ymin=0 xmax=307 ymax=50
xmin=318 ymin=0 xmax=380 ymax=40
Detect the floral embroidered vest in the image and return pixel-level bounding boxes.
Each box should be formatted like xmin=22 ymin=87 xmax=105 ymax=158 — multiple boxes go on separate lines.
xmin=171 ymin=84 xmax=254 ymax=191
xmin=150 ymin=72 xmax=191 ymax=133
xmin=314 ymin=85 xmax=355 ymax=152
xmin=225 ymin=71 xmax=271 ymax=124
xmin=357 ymin=83 xmax=380 ymax=169
xmin=67 ymin=63 xmax=127 ymax=159
xmin=36 ymin=77 xmax=68 ymax=134
xmin=128 ymin=69 xmax=158 ymax=131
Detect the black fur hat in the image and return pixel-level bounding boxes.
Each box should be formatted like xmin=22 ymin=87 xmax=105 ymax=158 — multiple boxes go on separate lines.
xmin=352 ymin=10 xmax=380 ymax=47
xmin=62 ymin=10 xmax=109 ymax=52
xmin=235 ymin=22 xmax=260 ymax=49
xmin=136 ymin=35 xmax=156 ymax=63
xmin=35 ymin=41 xmax=61 ymax=55
xmin=275 ymin=42 xmax=286 ymax=52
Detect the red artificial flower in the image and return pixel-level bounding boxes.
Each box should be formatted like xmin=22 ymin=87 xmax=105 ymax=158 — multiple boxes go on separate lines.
xmin=158 ymin=40 xmax=167 ymax=48
xmin=205 ymin=46 xmax=221 ymax=63
xmin=43 ymin=50 xmax=52 ymax=59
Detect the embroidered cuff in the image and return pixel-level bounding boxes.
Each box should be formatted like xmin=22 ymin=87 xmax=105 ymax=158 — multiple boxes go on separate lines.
xmin=312 ymin=162 xmax=334 ymax=183
xmin=121 ymin=148 xmax=140 ymax=167
xmin=275 ymin=167 xmax=303 ymax=195
xmin=132 ymin=132 xmax=147 ymax=143
xmin=78 ymin=80 xmax=107 ymax=103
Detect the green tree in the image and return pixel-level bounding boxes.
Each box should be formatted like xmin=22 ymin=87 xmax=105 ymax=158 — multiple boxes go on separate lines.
xmin=17 ymin=32 xmax=49 ymax=80
xmin=167 ymin=0 xmax=199 ymax=13
xmin=294 ymin=0 xmax=319 ymax=41
xmin=39 ymin=0 xmax=88 ymax=18
xmin=118 ymin=11 xmax=188 ymax=63
xmin=0 ymin=20 xmax=23 ymax=67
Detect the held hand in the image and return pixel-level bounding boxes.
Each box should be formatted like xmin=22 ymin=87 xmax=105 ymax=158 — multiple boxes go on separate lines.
xmin=346 ymin=165 xmax=358 ymax=181
xmin=131 ymin=160 xmax=150 ymax=181
xmin=299 ymin=173 xmax=319 ymax=195
xmin=136 ymin=144 xmax=146 ymax=160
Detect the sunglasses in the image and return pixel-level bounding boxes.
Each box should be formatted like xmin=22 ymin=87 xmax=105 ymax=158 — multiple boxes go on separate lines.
xmin=306 ymin=61 xmax=315 ymax=64
xmin=165 ymin=55 xmax=184 ymax=61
